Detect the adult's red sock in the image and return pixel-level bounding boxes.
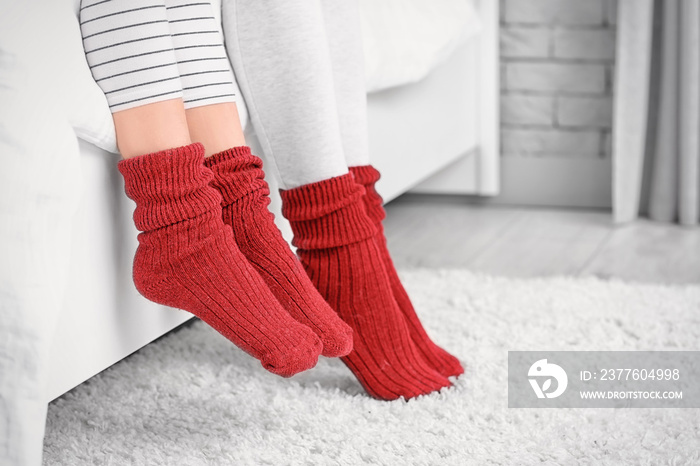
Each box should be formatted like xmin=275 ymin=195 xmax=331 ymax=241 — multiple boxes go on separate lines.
xmin=204 ymin=146 xmax=353 ymax=357
xmin=118 ymin=143 xmax=322 ymax=377
xmin=350 ymin=165 xmax=464 ymax=378
xmin=281 ymin=174 xmax=451 ymax=400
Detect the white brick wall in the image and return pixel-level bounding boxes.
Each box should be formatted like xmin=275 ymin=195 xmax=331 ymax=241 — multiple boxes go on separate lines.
xmin=502 ymin=128 xmax=600 ymax=156
xmin=500 ymin=0 xmax=616 ymax=159
xmin=504 ymin=0 xmax=605 ymax=25
xmin=505 ymin=63 xmax=606 ymax=93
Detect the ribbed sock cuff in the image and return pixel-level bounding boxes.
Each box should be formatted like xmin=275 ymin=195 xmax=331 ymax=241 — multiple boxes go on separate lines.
xmin=204 ymin=146 xmax=270 ymax=208
xmin=349 ymin=165 xmax=385 ymax=225
xmin=118 ymin=143 xmax=222 ymax=232
xmin=349 ymin=165 xmax=380 ymax=186
xmin=280 ymin=173 xmax=377 ymax=250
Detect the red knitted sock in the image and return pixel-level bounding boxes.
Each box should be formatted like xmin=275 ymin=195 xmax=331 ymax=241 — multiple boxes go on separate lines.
xmin=349 ymin=166 xmax=464 ymax=378
xmin=204 ymin=147 xmax=353 ymax=357
xmin=281 ymin=174 xmax=451 ymax=400
xmin=118 ymin=143 xmax=322 ymax=377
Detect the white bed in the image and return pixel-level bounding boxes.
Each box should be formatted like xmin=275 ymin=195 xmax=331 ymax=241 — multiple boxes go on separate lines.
xmin=2 ymin=0 xmax=499 ymax=403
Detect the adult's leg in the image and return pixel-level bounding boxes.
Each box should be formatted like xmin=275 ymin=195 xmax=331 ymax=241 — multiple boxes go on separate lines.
xmin=318 ymin=0 xmax=370 ymax=168
xmin=222 ymin=0 xmax=348 ymax=189
xmin=80 ymin=0 xmax=322 ymax=376
xmin=225 ymin=0 xmax=450 ymax=399
xmin=350 ymin=166 xmax=464 ymax=378
xmin=318 ymin=1 xmax=464 ymax=378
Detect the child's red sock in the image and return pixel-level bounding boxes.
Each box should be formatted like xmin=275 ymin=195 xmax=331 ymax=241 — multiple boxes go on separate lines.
xmin=350 ymin=165 xmax=464 ymax=378
xmin=281 ymin=174 xmax=451 ymax=400
xmin=118 ymin=143 xmax=322 ymax=377
xmin=204 ymin=147 xmax=353 ymax=357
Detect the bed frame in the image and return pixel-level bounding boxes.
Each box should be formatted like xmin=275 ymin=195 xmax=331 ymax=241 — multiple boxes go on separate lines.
xmin=371 ymin=0 xmax=500 ymax=200
xmin=46 ymin=0 xmax=499 ymax=401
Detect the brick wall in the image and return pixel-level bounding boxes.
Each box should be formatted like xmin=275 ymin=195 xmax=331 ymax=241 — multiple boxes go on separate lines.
xmin=500 ymin=0 xmax=617 ymax=159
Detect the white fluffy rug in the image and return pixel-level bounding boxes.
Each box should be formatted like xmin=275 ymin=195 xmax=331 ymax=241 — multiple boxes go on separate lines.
xmin=43 ymin=270 xmax=700 ymax=465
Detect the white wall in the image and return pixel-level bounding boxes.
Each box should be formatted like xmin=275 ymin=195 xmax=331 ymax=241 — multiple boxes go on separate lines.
xmin=496 ymin=0 xmax=617 ymax=208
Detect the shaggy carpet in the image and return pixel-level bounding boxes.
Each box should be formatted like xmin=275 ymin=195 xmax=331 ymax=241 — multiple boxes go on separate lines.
xmin=43 ymin=270 xmax=700 ymax=465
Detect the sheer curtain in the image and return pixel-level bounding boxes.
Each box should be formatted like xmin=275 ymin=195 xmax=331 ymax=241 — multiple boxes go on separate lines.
xmin=613 ymin=0 xmax=700 ymax=225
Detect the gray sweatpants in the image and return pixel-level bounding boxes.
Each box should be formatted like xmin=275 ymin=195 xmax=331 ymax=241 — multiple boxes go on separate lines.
xmin=223 ymin=0 xmax=371 ymax=189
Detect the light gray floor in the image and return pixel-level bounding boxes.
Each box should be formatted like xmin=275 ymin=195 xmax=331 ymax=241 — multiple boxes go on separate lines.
xmin=383 ymin=194 xmax=700 ymax=285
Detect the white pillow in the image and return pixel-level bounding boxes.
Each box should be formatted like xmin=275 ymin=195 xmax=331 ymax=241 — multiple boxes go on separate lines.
xmin=360 ymin=0 xmax=481 ymax=93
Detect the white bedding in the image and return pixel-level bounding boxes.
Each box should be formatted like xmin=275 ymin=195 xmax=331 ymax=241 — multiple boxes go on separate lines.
xmin=361 ymin=0 xmax=480 ymax=93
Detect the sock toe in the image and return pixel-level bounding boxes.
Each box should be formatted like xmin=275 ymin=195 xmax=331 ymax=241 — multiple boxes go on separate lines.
xmin=351 ymin=165 xmax=465 ymax=380
xmin=261 ymin=329 xmax=323 ymax=377
xmin=206 ymin=147 xmax=355 ymax=357
xmin=319 ymin=323 xmax=354 ymax=358
xmin=434 ymin=349 xmax=464 ymax=378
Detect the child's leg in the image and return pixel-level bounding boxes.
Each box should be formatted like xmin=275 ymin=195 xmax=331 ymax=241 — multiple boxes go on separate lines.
xmin=112 ymin=99 xmax=191 ymax=159
xmin=80 ymin=0 xmax=322 ymax=376
xmin=162 ymin=0 xmax=353 ymax=357
xmin=161 ymin=0 xmax=244 ymax=155
xmin=79 ymin=0 xmax=188 ymax=157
